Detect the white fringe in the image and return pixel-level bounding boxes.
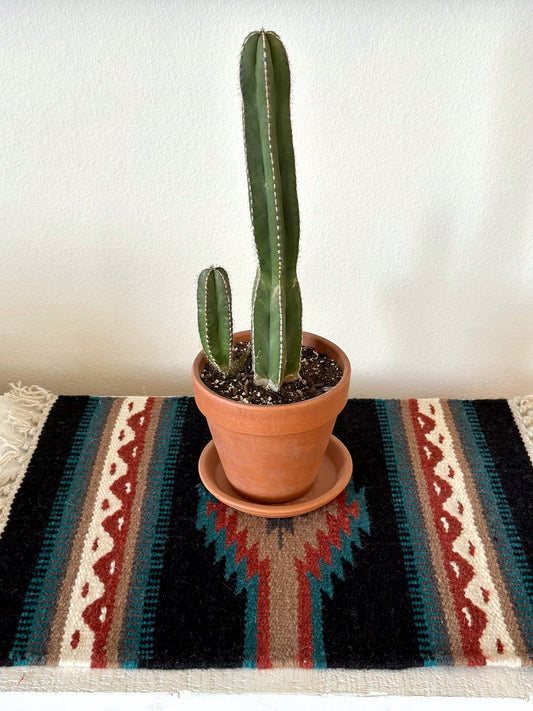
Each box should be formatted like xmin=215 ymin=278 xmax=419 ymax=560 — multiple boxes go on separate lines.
xmin=508 ymin=395 xmax=533 ymax=467
xmin=0 ymin=383 xmax=57 ymax=536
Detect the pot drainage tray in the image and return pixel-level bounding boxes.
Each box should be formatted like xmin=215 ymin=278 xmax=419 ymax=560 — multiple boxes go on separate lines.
xmin=198 ymin=435 xmax=353 ymax=518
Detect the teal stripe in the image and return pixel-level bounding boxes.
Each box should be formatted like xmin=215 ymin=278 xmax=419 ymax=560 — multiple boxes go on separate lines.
xmin=242 ymin=575 xmax=258 ymax=668
xmin=450 ymin=399 xmax=533 ymax=655
xmin=375 ymin=399 xmax=449 ymax=665
xmin=309 ymin=574 xmax=326 ymax=668
xmin=10 ymin=397 xmax=112 ymax=665
xmin=127 ymin=397 xmax=189 ymax=667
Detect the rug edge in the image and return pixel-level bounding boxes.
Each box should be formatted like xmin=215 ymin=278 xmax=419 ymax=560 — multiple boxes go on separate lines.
xmin=0 ymin=383 xmax=57 ymax=537
xmin=1 ymin=666 xmax=533 ymax=698
xmin=509 ymin=395 xmax=533 ymax=467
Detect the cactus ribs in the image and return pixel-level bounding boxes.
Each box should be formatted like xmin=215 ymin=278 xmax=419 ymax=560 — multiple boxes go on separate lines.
xmin=200 ymin=344 xmax=342 ymax=405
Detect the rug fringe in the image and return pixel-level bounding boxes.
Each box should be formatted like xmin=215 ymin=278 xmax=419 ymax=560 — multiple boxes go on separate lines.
xmin=509 ymin=395 xmax=533 ymax=466
xmin=0 ymin=383 xmax=57 ymax=535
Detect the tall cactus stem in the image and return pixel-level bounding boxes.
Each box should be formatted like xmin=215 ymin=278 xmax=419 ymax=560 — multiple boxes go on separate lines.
xmin=240 ymin=30 xmax=303 ymax=391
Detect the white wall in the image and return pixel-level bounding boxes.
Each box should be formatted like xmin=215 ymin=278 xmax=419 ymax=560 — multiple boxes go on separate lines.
xmin=2 ymin=0 xmax=533 ymax=398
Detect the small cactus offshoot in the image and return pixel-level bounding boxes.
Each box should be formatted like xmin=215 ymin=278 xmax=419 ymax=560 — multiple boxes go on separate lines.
xmin=197 ymin=267 xmax=233 ymax=374
xmin=197 ymin=30 xmax=303 ymax=392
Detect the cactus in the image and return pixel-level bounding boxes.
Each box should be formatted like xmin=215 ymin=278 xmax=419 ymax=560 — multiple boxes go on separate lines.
xmin=241 ymin=30 xmax=302 ymax=391
xmin=196 ymin=30 xmax=303 ymax=392
xmin=197 ymin=267 xmax=233 ymax=374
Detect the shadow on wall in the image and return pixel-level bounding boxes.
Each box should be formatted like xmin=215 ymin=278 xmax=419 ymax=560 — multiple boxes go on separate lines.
xmin=376 ymin=21 xmax=533 ymax=398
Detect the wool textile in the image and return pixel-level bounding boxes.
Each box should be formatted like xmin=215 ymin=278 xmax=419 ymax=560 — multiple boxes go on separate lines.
xmin=0 ymin=389 xmax=532 ymax=670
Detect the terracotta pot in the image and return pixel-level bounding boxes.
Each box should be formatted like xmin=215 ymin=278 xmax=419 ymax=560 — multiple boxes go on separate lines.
xmin=191 ymin=331 xmax=351 ymax=504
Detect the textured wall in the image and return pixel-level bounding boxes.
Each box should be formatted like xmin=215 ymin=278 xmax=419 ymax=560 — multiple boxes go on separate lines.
xmin=2 ymin=1 xmax=533 ymax=397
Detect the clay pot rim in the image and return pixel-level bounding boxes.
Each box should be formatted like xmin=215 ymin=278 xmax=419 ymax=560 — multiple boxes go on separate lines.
xmin=191 ymin=330 xmax=350 ymax=414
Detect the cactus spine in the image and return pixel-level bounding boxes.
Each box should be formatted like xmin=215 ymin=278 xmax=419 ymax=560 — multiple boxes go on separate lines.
xmin=240 ymin=30 xmax=302 ymax=391
xmin=197 ymin=267 xmax=233 ymax=374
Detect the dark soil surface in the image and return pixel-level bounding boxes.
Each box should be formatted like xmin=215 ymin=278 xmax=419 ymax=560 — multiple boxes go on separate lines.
xmin=200 ymin=344 xmax=343 ymax=405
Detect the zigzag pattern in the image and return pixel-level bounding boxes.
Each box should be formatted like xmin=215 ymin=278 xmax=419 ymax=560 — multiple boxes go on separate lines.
xmin=197 ymin=479 xmax=368 ymax=668
xmin=301 ymin=484 xmax=369 ymax=595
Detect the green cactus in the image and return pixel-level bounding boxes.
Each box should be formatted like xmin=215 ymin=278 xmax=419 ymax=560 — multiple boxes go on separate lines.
xmin=197 ymin=267 xmax=233 ymax=374
xmin=196 ymin=31 xmax=303 ymax=392
xmin=241 ymin=30 xmax=303 ymax=391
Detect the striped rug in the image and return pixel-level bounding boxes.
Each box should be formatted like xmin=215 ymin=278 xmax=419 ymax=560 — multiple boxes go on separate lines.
xmin=0 ymin=385 xmax=532 ymax=670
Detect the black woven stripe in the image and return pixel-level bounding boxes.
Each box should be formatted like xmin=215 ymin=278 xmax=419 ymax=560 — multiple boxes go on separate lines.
xmin=321 ymin=399 xmax=423 ymax=668
xmin=473 ymin=399 xmax=533 ymax=575
xmin=0 ymin=396 xmax=90 ymax=664
xmin=147 ymin=399 xmax=247 ymax=669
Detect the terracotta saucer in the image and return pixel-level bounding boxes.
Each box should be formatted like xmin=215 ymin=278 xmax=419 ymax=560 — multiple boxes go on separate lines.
xmin=198 ymin=435 xmax=353 ymax=518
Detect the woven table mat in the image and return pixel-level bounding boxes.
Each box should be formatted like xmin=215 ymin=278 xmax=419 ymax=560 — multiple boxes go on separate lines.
xmin=0 ymin=385 xmax=532 ymax=671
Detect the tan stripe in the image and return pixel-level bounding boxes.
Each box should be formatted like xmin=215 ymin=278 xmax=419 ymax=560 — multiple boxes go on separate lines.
xmin=263 ymin=502 xmax=340 ymax=667
xmin=267 ymin=556 xmax=300 ymax=668
xmin=260 ymin=521 xmax=304 ymax=667
xmin=441 ymin=400 xmax=529 ymax=664
xmin=400 ymin=399 xmax=466 ymax=664
xmin=47 ymin=398 xmax=125 ymax=666
xmin=233 ymin=514 xmax=301 ymax=667
xmin=105 ymin=397 xmax=164 ymax=667
xmin=232 ymin=500 xmax=339 ymax=667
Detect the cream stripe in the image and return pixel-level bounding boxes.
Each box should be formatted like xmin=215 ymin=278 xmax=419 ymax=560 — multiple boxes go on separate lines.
xmin=58 ymin=397 xmax=150 ymax=667
xmin=418 ymin=399 xmax=516 ymax=664
xmin=105 ymin=397 xmax=163 ymax=667
xmin=441 ymin=400 xmax=529 ymax=665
